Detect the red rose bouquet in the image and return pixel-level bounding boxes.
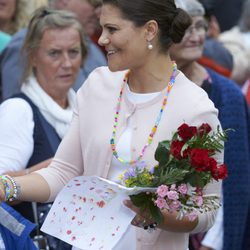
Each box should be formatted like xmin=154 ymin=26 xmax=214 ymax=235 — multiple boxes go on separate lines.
xmin=119 ymin=123 xmax=228 ymax=224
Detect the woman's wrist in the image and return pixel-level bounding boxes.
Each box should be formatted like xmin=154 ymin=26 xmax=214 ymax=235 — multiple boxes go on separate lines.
xmin=25 ymin=168 xmax=30 ymax=175
xmin=0 ymin=175 xmax=21 ymax=202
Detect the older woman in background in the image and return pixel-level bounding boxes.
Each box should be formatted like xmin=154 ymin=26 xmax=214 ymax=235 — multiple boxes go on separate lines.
xmin=170 ymin=0 xmax=250 ymax=250
xmin=0 ymin=7 xmax=87 ymax=250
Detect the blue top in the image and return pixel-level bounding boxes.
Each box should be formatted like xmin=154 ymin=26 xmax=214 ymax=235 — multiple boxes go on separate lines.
xmin=0 ymin=203 xmax=37 ymax=250
xmin=205 ymin=68 xmax=250 ymax=250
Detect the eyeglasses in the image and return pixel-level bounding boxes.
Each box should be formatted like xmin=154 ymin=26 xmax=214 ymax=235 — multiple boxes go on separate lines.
xmin=184 ymin=21 xmax=208 ymax=39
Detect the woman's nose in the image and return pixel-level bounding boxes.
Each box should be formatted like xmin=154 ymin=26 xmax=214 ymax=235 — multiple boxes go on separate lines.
xmin=61 ymin=54 xmax=72 ymax=68
xmin=98 ymin=33 xmax=109 ymax=47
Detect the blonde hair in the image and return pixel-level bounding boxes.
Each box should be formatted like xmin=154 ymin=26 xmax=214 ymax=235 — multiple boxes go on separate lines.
xmin=8 ymin=0 xmax=30 ymax=34
xmin=22 ymin=6 xmax=88 ymax=81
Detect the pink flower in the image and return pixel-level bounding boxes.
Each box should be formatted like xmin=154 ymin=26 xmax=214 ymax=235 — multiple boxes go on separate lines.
xmin=170 ymin=184 xmax=176 ymax=190
xmin=167 ymin=190 xmax=179 ymax=200
xmin=187 ymin=211 xmax=198 ymax=221
xmin=178 ymin=184 xmax=188 ymax=195
xmin=157 ymin=185 xmax=169 ymax=198
xmin=169 ymin=200 xmax=181 ymax=211
xmin=194 ymin=196 xmax=203 ymax=207
xmin=155 ymin=197 xmax=167 ymax=209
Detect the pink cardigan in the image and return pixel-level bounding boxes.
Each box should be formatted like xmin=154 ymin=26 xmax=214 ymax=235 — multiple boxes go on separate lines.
xmin=38 ymin=66 xmax=222 ymax=250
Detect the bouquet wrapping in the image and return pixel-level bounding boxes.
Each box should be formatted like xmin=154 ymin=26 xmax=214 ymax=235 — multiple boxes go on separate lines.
xmin=119 ymin=123 xmax=229 ymax=224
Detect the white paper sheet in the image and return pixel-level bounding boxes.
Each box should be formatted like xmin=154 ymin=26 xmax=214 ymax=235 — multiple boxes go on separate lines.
xmin=41 ymin=176 xmax=156 ymax=250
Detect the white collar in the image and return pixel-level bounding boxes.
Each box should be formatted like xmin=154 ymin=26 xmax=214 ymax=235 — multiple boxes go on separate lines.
xmin=21 ymin=75 xmax=76 ymax=138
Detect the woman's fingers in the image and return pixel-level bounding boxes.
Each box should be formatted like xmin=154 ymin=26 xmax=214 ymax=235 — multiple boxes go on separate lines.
xmin=123 ymin=199 xmax=156 ymax=229
xmin=123 ymin=199 xmax=140 ymax=214
xmin=0 ymin=182 xmax=5 ymax=202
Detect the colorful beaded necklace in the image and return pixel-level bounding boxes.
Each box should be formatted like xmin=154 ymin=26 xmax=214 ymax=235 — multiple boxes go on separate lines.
xmin=110 ymin=61 xmax=177 ymax=165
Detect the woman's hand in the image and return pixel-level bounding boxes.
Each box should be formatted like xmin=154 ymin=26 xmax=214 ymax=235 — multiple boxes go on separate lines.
xmin=124 ymin=198 xmax=198 ymax=232
xmin=123 ymin=199 xmax=157 ymax=229
xmin=0 ymin=180 xmax=6 ymax=202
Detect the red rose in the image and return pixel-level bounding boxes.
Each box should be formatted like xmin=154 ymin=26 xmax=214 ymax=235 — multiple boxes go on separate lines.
xmin=198 ymin=123 xmax=212 ymax=136
xmin=183 ymin=147 xmax=191 ymax=158
xmin=211 ymin=164 xmax=228 ymax=180
xmin=208 ymin=158 xmax=217 ymax=172
xmin=190 ymin=148 xmax=210 ymax=172
xmin=177 ymin=123 xmax=197 ymax=141
xmin=170 ymin=140 xmax=185 ymax=160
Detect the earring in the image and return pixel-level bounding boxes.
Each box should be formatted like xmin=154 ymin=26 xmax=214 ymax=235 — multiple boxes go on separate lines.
xmin=147 ymin=41 xmax=153 ymax=50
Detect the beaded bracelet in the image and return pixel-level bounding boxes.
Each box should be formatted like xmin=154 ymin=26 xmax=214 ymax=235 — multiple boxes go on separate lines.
xmin=0 ymin=175 xmax=12 ymax=201
xmin=5 ymin=175 xmax=20 ymax=202
xmin=0 ymin=175 xmax=20 ymax=202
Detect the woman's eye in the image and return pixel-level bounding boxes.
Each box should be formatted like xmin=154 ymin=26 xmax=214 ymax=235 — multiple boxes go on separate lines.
xmin=195 ymin=22 xmax=208 ymax=32
xmin=48 ymin=50 xmax=60 ymax=58
xmin=107 ymin=27 xmax=117 ymax=34
xmin=69 ymin=49 xmax=80 ymax=58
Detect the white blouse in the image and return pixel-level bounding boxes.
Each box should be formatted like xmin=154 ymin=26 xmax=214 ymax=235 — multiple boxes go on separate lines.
xmin=107 ymin=86 xmax=160 ymax=250
xmin=0 ymin=98 xmax=34 ymax=174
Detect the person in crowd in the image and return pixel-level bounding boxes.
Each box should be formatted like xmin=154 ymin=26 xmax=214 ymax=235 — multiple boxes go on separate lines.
xmin=0 ymin=0 xmax=29 ymax=35
xmin=89 ymin=0 xmax=107 ymax=54
xmin=0 ymin=31 xmax=11 ymax=53
xmin=26 ymin=0 xmax=49 ymax=16
xmin=219 ymin=0 xmax=250 ymax=86
xmin=0 ymin=1 xmax=223 ymax=249
xmin=0 ymin=7 xmax=87 ymax=250
xmin=196 ymin=0 xmax=234 ymax=79
xmin=170 ymin=1 xmax=250 ymax=250
xmin=199 ymin=0 xmax=245 ymax=32
xmin=198 ymin=38 xmax=233 ymax=78
xmin=198 ymin=0 xmax=221 ymax=39
xmin=0 ymin=0 xmax=106 ymax=101
xmin=56 ymin=0 xmax=100 ymax=38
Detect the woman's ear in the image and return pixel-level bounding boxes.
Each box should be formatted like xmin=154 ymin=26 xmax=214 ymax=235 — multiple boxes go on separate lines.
xmin=144 ymin=20 xmax=158 ymax=42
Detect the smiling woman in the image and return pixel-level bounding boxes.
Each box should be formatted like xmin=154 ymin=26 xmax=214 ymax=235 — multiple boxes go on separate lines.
xmin=0 ymin=1 xmax=225 ymax=250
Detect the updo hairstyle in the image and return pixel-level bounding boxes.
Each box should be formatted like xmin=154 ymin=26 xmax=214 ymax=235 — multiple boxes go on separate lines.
xmin=102 ymin=0 xmax=192 ymax=52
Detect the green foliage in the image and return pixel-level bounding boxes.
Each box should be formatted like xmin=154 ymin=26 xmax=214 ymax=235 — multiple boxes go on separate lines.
xmin=129 ymin=192 xmax=163 ymax=224
xmin=154 ymin=140 xmax=170 ymax=165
